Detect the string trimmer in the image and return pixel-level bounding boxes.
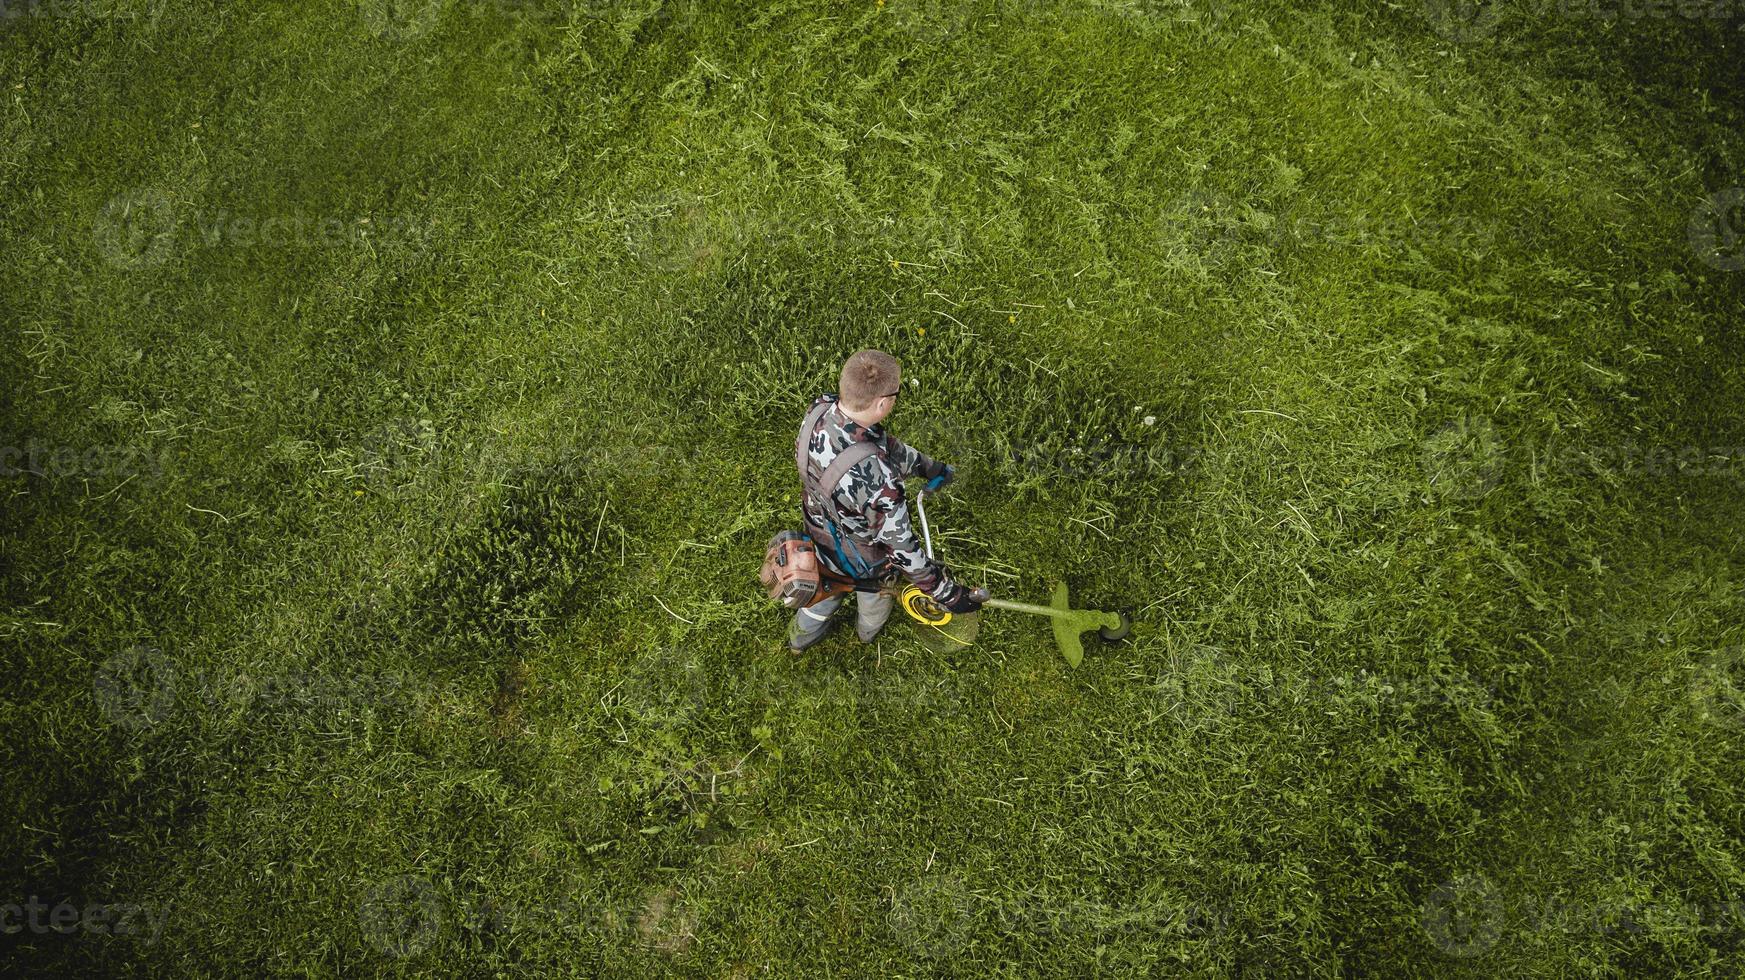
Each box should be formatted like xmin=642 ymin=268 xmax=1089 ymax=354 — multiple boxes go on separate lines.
xmin=898 ymin=492 xmax=1132 ymax=666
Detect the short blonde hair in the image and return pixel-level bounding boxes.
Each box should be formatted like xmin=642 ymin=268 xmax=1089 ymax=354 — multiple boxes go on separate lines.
xmin=839 ymin=349 xmax=901 ymax=412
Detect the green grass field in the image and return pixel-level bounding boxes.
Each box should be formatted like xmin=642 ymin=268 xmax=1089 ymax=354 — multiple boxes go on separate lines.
xmin=4 ymin=0 xmax=1744 ymax=974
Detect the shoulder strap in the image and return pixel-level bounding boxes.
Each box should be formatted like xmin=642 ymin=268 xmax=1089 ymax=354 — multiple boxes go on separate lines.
xmin=798 ymin=399 xmax=888 ymax=526
xmin=817 ymin=442 xmax=881 ymax=524
xmin=796 ymin=400 xmax=832 ymax=479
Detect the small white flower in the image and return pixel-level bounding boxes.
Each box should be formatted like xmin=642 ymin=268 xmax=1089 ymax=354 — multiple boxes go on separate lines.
xmin=1143 ymin=416 xmax=1157 ymax=426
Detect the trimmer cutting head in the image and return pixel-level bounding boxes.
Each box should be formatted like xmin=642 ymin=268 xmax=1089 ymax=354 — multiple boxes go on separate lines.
xmin=1046 ymin=581 xmax=1131 ymax=667
xmin=899 ymin=580 xmax=1131 ymax=664
xmin=899 ymin=585 xmax=979 ymax=653
xmin=902 ymin=493 xmax=1133 ymax=664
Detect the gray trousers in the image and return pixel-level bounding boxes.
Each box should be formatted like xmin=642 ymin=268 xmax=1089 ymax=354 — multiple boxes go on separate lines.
xmin=790 ymin=587 xmax=895 ymax=645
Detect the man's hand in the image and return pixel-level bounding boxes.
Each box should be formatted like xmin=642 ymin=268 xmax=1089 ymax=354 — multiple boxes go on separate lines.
xmin=931 ymin=578 xmax=983 ymax=614
xmin=922 ymin=463 xmax=955 ymax=496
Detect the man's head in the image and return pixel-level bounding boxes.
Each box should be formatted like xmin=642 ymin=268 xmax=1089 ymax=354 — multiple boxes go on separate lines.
xmin=838 ymin=349 xmax=902 ymax=426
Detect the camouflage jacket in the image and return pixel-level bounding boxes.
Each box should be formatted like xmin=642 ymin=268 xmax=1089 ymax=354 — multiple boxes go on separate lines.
xmin=798 ymin=393 xmax=953 ymax=594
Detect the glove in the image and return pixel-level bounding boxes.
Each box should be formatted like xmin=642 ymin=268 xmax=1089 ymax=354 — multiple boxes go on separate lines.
xmin=922 ymin=463 xmax=955 ymax=496
xmin=931 ymin=578 xmax=984 ymax=614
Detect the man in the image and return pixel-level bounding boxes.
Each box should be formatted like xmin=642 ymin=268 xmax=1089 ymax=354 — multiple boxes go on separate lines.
xmin=789 ymin=348 xmax=984 ymax=651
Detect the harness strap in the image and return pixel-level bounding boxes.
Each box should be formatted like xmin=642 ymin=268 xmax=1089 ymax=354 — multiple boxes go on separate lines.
xmin=796 ymin=400 xmax=888 ymax=577
xmin=816 ymin=441 xmax=880 ymax=524
xmin=795 ymin=400 xmax=831 ymax=477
